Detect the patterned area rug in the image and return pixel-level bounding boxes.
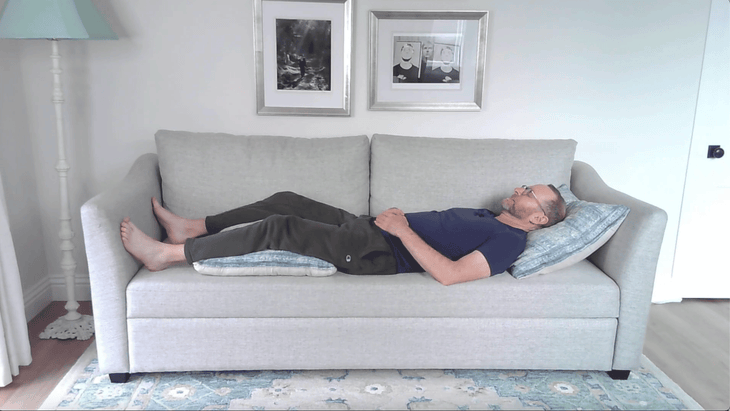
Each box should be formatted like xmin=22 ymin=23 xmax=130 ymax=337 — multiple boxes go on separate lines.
xmin=40 ymin=343 xmax=702 ymax=410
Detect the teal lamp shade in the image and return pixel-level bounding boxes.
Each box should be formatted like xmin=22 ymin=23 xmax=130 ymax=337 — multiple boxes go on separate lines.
xmin=0 ymin=0 xmax=117 ymax=39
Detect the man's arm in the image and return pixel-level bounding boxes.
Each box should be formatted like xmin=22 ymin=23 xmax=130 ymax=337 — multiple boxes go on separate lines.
xmin=375 ymin=208 xmax=491 ymax=286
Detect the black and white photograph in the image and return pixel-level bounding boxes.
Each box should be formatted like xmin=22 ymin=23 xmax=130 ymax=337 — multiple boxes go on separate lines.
xmin=392 ymin=40 xmax=422 ymax=83
xmin=392 ymin=35 xmax=462 ymax=86
xmin=276 ymin=19 xmax=332 ymax=91
xmin=427 ymin=42 xmax=461 ymax=84
xmin=254 ymin=0 xmax=352 ymax=116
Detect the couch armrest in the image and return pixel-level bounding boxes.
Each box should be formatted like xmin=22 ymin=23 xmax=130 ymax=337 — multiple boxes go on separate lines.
xmin=80 ymin=153 xmax=162 ymax=375
xmin=570 ymin=161 xmax=668 ymax=371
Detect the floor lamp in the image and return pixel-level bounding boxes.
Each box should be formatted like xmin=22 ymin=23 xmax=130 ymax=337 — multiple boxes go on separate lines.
xmin=0 ymin=0 xmax=117 ymax=340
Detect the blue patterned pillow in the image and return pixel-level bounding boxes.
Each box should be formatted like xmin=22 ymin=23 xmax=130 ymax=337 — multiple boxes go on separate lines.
xmin=509 ymin=184 xmax=629 ymax=279
xmin=193 ymin=250 xmax=337 ymax=277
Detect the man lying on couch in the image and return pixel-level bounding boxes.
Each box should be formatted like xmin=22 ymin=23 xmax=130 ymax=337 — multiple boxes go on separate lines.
xmin=120 ymin=186 xmax=566 ymax=286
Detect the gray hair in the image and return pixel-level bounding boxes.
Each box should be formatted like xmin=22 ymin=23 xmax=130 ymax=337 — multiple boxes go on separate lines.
xmin=541 ymin=184 xmax=567 ymax=227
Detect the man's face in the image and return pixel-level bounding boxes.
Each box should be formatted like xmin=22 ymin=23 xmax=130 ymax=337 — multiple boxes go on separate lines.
xmin=423 ymin=43 xmax=433 ymax=58
xmin=440 ymin=47 xmax=454 ymax=63
xmin=501 ymin=185 xmax=553 ymax=221
xmin=400 ymin=44 xmax=414 ymax=62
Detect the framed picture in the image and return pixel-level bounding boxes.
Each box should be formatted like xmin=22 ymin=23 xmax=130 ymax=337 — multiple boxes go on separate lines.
xmin=254 ymin=0 xmax=352 ymax=116
xmin=369 ymin=10 xmax=489 ymax=111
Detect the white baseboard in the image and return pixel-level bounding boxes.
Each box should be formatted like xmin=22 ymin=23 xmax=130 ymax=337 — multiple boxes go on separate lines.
xmin=651 ymin=279 xmax=684 ymax=304
xmin=23 ymin=274 xmax=92 ymax=322
xmin=23 ymin=276 xmax=52 ymax=322
xmin=50 ymin=274 xmax=92 ymax=301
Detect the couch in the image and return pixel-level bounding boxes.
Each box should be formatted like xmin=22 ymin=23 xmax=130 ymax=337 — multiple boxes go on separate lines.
xmin=80 ymin=131 xmax=668 ymax=384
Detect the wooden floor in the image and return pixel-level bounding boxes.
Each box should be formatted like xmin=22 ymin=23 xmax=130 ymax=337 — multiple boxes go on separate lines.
xmin=643 ymin=299 xmax=729 ymax=411
xmin=1 ymin=299 xmax=728 ymax=410
xmin=0 ymin=301 xmax=94 ymax=410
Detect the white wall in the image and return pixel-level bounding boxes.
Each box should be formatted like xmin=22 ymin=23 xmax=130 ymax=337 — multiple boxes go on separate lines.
xmin=0 ymin=0 xmax=712 ymax=315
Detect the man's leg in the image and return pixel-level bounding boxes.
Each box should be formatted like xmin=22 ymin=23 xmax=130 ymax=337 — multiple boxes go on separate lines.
xmin=205 ymin=191 xmax=359 ymax=234
xmin=185 ymin=214 xmax=396 ymax=275
xmin=155 ymin=192 xmax=359 ymax=244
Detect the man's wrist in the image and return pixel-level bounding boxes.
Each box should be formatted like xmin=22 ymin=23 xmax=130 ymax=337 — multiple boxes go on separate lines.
xmin=394 ymin=225 xmax=414 ymax=239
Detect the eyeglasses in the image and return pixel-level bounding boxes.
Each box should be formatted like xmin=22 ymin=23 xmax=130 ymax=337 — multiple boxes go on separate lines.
xmin=521 ymin=185 xmax=547 ymax=216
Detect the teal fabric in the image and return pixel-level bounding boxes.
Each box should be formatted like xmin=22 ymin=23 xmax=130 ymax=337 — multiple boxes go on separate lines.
xmin=52 ymin=350 xmax=701 ymax=411
xmin=0 ymin=0 xmax=118 ymax=40
xmin=509 ymin=184 xmax=630 ymax=279
xmin=193 ymin=250 xmax=337 ymax=277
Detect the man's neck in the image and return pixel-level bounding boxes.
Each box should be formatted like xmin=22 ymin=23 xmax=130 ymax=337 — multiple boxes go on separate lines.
xmin=495 ymin=212 xmax=533 ymax=232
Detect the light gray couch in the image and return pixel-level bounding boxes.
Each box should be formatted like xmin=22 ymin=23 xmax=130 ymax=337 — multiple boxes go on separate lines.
xmin=80 ymin=131 xmax=668 ymax=384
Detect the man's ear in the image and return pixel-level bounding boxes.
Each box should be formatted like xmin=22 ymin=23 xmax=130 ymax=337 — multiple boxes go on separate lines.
xmin=529 ymin=213 xmax=549 ymax=227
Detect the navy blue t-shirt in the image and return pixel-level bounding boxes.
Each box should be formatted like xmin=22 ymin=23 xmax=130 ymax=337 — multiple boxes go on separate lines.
xmin=380 ymin=208 xmax=527 ymax=275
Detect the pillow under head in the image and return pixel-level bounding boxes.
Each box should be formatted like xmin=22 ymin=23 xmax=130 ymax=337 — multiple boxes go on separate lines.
xmin=509 ymin=184 xmax=629 ymax=279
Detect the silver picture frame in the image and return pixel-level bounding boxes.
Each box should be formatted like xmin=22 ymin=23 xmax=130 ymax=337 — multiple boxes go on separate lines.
xmin=369 ymin=10 xmax=489 ymax=111
xmin=254 ymin=0 xmax=352 ymax=116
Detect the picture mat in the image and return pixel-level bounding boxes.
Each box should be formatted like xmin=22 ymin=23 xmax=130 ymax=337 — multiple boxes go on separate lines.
xmin=262 ymin=1 xmax=344 ymax=109
xmin=377 ymin=19 xmax=480 ymax=103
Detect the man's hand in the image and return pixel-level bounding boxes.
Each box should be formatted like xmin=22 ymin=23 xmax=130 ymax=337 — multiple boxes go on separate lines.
xmin=375 ymin=208 xmax=410 ymax=237
xmin=376 ymin=208 xmax=491 ymax=285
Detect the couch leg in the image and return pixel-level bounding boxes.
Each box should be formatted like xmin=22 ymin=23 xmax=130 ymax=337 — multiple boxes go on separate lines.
xmin=607 ymin=370 xmax=631 ymax=380
xmin=109 ymin=373 xmax=131 ymax=383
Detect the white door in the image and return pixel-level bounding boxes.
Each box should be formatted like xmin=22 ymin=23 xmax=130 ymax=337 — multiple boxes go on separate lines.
xmin=672 ymin=0 xmax=730 ymax=298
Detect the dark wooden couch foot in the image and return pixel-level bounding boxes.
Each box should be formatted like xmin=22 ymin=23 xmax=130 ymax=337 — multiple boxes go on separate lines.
xmin=607 ymin=370 xmax=631 ymax=380
xmin=109 ymin=373 xmax=131 ymax=383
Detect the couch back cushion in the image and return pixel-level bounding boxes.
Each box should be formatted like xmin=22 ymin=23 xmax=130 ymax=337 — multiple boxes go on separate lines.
xmin=370 ymin=134 xmax=577 ymax=215
xmin=156 ymin=130 xmax=370 ymax=218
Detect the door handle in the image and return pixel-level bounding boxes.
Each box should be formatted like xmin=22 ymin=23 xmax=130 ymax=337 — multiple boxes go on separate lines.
xmin=708 ymin=145 xmax=725 ymax=159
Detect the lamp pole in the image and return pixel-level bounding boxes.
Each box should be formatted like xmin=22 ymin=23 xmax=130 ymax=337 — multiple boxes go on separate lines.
xmin=51 ymin=39 xmax=82 ymax=322
xmin=39 ymin=39 xmax=93 ymax=340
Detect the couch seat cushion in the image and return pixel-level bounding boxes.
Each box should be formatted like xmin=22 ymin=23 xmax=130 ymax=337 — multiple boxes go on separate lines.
xmin=126 ymin=259 xmax=619 ymax=319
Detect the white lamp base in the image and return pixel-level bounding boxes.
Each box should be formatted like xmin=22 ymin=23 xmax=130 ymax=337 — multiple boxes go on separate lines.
xmin=39 ymin=314 xmax=95 ymax=341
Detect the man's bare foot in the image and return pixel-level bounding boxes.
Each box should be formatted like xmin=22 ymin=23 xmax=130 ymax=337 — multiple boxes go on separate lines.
xmin=120 ymin=217 xmax=184 ymax=271
xmin=152 ymin=197 xmax=207 ymax=244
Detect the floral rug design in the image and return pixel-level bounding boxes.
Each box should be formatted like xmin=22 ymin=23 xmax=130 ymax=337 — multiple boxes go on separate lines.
xmin=41 ymin=343 xmax=702 ymax=410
